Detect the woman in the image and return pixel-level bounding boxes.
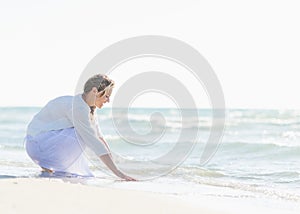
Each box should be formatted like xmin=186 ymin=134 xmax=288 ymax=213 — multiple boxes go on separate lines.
xmin=25 ymin=74 xmax=135 ymax=181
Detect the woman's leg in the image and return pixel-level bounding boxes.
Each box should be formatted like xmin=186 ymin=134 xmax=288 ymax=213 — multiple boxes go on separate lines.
xmin=25 ymin=128 xmax=92 ymax=176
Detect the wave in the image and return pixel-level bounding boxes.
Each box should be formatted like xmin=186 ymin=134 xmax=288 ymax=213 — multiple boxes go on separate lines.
xmin=171 ymin=165 xmax=225 ymax=178
xmin=0 ymin=175 xmax=17 ymax=179
xmin=220 ymin=141 xmax=300 ymax=155
xmin=195 ymin=178 xmax=300 ymax=202
xmin=0 ymin=144 xmax=25 ymax=151
xmin=165 ymin=164 xmax=300 ymax=202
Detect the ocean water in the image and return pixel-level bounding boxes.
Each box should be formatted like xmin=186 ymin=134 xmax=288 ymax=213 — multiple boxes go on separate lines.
xmin=1 ymin=107 xmax=300 ymax=211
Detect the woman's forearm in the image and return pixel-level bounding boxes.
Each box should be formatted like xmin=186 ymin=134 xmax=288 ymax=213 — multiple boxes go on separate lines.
xmin=99 ymin=154 xmax=123 ymax=177
xmin=99 ymin=137 xmax=111 ymax=153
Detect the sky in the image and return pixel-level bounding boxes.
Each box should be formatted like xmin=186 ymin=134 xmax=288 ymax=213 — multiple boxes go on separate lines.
xmin=0 ymin=0 xmax=299 ymax=109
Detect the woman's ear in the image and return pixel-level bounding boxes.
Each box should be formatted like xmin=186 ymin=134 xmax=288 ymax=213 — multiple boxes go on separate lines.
xmin=91 ymin=87 xmax=98 ymax=94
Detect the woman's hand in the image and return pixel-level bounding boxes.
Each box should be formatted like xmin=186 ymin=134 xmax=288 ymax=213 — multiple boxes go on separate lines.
xmin=100 ymin=154 xmax=137 ymax=181
xmin=122 ymin=175 xmax=137 ymax=181
xmin=116 ymin=170 xmax=137 ymax=181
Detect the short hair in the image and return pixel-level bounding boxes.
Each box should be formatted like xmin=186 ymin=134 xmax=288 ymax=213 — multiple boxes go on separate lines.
xmin=83 ymin=74 xmax=114 ymax=97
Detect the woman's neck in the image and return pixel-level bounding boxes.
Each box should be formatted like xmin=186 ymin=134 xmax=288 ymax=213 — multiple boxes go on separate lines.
xmin=82 ymin=93 xmax=95 ymax=107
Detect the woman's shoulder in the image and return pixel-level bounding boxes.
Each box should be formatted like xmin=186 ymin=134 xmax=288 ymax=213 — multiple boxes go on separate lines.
xmin=47 ymin=94 xmax=87 ymax=111
xmin=43 ymin=96 xmax=74 ymax=108
xmin=49 ymin=95 xmax=74 ymax=103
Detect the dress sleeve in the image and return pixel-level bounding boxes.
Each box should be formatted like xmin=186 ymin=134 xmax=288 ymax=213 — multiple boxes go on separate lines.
xmin=72 ymin=106 xmax=108 ymax=156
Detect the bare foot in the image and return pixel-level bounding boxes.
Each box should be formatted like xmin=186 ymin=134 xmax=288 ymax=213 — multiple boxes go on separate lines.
xmin=41 ymin=167 xmax=54 ymax=173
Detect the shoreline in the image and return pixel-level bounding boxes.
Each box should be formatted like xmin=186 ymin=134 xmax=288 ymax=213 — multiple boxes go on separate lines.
xmin=1 ymin=178 xmax=299 ymax=214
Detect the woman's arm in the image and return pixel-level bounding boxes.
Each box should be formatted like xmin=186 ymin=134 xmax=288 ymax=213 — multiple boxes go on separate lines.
xmin=99 ymin=137 xmax=111 ymax=153
xmin=99 ymin=137 xmax=135 ymax=180
xmin=99 ymin=154 xmax=136 ymax=181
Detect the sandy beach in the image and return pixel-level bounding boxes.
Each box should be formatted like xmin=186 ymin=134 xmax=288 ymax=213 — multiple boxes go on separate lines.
xmin=1 ymin=178 xmax=299 ymax=214
xmin=0 ymin=178 xmax=221 ymax=214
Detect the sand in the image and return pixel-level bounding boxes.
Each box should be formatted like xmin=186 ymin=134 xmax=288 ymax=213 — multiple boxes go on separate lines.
xmin=0 ymin=178 xmax=222 ymax=214
xmin=1 ymin=178 xmax=299 ymax=214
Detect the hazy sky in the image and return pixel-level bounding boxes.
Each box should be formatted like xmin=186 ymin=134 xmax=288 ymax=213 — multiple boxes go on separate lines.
xmin=0 ymin=0 xmax=299 ymax=109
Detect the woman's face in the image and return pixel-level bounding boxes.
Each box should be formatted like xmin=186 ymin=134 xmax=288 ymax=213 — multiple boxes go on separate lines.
xmin=95 ymin=91 xmax=111 ymax=108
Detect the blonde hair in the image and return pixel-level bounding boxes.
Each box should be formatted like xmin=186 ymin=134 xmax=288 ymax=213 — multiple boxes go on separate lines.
xmin=84 ymin=74 xmax=114 ymax=97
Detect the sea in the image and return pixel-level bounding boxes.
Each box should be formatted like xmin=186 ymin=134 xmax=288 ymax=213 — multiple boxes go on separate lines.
xmin=1 ymin=107 xmax=300 ymax=212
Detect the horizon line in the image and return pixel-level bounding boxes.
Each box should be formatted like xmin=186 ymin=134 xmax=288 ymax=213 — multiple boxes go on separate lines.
xmin=0 ymin=105 xmax=299 ymax=111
